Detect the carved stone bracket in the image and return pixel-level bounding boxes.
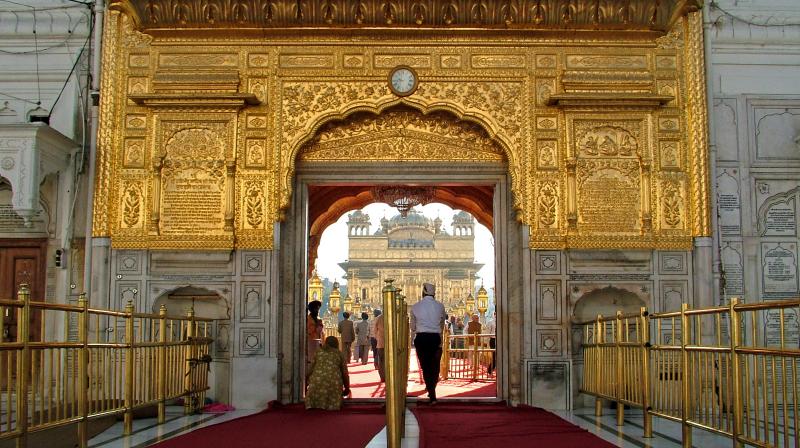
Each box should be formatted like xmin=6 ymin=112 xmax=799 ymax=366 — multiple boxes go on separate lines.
xmin=0 ymin=124 xmax=76 ymax=225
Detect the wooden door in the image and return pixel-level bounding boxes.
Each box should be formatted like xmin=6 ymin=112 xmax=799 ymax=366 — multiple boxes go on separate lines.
xmin=0 ymin=240 xmax=47 ymax=342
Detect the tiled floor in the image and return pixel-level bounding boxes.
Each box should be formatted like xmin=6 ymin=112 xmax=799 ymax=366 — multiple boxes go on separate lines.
xmin=89 ymin=405 xmax=741 ymax=448
xmin=552 ymin=408 xmax=733 ymax=447
xmin=88 ymin=407 xmax=260 ymax=448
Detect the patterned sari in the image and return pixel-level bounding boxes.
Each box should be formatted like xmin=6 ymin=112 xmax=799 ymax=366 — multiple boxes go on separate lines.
xmin=305 ymin=345 xmax=350 ymax=410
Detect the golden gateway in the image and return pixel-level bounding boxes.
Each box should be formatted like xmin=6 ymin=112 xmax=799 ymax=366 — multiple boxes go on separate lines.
xmin=95 ymin=0 xmax=709 ymax=251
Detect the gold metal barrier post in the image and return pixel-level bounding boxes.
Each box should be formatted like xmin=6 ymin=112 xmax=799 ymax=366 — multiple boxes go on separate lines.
xmin=382 ymin=279 xmax=406 ymax=448
xmin=17 ymin=284 xmax=31 ymax=448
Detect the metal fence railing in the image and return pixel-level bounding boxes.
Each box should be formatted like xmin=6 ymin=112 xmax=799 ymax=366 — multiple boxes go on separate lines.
xmin=0 ymin=284 xmax=213 ymax=448
xmin=440 ymin=329 xmax=495 ymax=382
xmin=579 ymin=298 xmax=800 ymax=448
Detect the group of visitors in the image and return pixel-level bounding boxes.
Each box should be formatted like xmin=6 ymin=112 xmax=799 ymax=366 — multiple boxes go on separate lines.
xmin=304 ymin=300 xmax=385 ymax=410
xmin=337 ymin=310 xmax=383 ymax=368
xmin=305 ymin=283 xmax=495 ymax=410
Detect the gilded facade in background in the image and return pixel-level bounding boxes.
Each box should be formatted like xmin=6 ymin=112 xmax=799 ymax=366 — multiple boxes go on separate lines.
xmin=95 ymin=0 xmax=708 ymax=250
xmin=341 ymin=209 xmax=481 ymax=311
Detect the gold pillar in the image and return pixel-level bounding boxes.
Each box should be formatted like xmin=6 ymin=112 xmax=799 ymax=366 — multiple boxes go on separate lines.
xmin=124 ymin=300 xmax=134 ymax=434
xmin=78 ymin=293 xmax=89 ymax=448
xmin=16 ymin=284 xmax=30 ymax=448
xmin=382 ymin=279 xmax=402 ymax=448
xmin=157 ymin=305 xmax=167 ymax=424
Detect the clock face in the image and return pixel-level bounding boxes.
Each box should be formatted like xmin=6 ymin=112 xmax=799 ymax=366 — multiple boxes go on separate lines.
xmin=389 ymin=66 xmax=418 ymax=96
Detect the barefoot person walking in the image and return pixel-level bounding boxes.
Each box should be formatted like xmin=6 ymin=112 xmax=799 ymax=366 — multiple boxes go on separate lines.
xmin=410 ymin=283 xmax=446 ymax=404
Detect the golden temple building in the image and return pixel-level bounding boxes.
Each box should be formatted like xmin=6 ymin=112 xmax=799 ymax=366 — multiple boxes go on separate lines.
xmin=341 ymin=209 xmax=482 ymax=310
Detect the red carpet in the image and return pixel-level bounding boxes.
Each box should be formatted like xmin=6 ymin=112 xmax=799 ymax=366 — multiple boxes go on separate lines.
xmin=411 ymin=402 xmax=617 ymax=448
xmin=349 ymin=349 xmax=496 ymax=399
xmin=151 ymin=402 xmax=385 ymax=448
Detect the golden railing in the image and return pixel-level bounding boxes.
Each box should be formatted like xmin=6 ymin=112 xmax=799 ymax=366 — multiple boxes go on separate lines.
xmin=382 ymin=279 xmax=409 ymax=448
xmin=0 ymin=284 xmax=213 ymax=448
xmin=440 ymin=328 xmax=495 ymax=382
xmin=579 ymin=298 xmax=800 ymax=448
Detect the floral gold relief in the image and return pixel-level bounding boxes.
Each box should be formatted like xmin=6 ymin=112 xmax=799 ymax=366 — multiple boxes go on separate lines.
xmin=96 ymin=1 xmax=707 ymax=251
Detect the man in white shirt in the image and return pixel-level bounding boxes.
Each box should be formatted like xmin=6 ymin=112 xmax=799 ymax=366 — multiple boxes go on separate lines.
xmin=410 ymin=282 xmax=446 ymax=403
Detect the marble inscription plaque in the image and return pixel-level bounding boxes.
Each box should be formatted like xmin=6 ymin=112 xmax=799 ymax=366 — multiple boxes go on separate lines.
xmin=764 ymin=307 xmax=800 ymax=348
xmin=161 ymin=168 xmax=225 ymax=235
xmin=579 ymin=170 xmax=639 ymax=232
xmin=717 ymin=170 xmax=741 ymax=236
xmin=764 ymin=199 xmax=797 ymax=237
xmin=721 ymin=242 xmax=744 ymax=297
xmin=762 ymin=243 xmax=799 ymax=300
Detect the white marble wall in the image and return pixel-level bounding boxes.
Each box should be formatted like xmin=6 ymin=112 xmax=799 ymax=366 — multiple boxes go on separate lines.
xmin=106 ymin=249 xmax=279 ymax=409
xmin=524 ymin=248 xmax=695 ymax=410
xmin=706 ymin=1 xmax=800 ymax=309
xmin=0 ymin=1 xmax=92 ymax=135
xmin=0 ymin=0 xmax=93 ymax=307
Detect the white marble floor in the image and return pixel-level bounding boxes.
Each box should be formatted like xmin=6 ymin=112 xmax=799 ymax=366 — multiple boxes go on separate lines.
xmin=88 ymin=405 xmax=744 ymax=448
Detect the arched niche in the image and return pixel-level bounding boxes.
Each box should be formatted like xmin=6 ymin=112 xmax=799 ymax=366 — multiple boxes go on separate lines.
xmin=151 ymin=285 xmax=230 ymax=320
xmin=572 ymin=286 xmax=646 ymax=322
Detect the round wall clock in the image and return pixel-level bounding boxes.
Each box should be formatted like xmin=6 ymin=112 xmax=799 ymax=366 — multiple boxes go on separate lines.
xmin=388 ymin=66 xmax=418 ymax=97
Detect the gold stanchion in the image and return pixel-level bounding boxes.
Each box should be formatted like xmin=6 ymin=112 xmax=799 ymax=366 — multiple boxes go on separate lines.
xmin=77 ymin=293 xmax=89 ymax=448
xmin=615 ymin=311 xmax=624 ymax=426
xmin=157 ymin=305 xmax=167 ymax=423
xmin=729 ymin=298 xmax=743 ymax=448
xmin=16 ymin=284 xmax=31 ymax=448
xmin=594 ymin=314 xmax=602 ymax=417
xmin=640 ymin=307 xmax=652 ymax=438
xmin=382 ymin=279 xmax=402 ymax=448
xmin=184 ymin=307 xmax=196 ymax=415
xmin=680 ymin=303 xmax=692 ymax=448
xmin=123 ymin=300 xmax=134 ymax=435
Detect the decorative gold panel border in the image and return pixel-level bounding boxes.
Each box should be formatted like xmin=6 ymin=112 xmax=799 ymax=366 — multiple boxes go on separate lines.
xmin=93 ymin=8 xmax=709 ymax=252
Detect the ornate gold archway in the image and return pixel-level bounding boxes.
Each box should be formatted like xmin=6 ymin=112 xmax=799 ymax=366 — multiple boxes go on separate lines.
xmin=298 ymin=106 xmax=504 ymax=264
xmin=94 ymin=0 xmax=709 ymax=253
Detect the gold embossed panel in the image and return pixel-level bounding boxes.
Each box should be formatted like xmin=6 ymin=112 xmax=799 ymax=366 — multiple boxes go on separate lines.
xmin=95 ymin=1 xmax=708 ymax=251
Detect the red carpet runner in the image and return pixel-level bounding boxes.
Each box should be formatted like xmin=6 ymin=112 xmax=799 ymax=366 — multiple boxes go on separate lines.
xmin=151 ymin=402 xmax=385 ymax=448
xmin=411 ymin=402 xmax=617 ymax=448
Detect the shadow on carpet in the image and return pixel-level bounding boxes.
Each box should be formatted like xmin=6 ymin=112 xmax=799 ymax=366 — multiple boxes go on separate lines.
xmin=411 ymin=402 xmax=617 ymax=448
xmin=151 ymin=402 xmax=386 ymax=448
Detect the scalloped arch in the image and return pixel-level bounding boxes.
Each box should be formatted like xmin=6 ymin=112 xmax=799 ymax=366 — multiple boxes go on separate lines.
xmin=280 ymin=96 xmax=521 ymax=220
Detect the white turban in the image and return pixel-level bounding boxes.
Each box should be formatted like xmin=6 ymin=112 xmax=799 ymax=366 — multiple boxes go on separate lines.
xmin=422 ymin=283 xmax=435 ymax=297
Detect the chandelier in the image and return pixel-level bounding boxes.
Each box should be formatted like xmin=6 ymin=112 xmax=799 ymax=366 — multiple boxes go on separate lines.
xmin=370 ymin=185 xmax=435 ymax=217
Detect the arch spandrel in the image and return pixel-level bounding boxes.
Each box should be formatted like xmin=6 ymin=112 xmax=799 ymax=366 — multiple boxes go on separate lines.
xmin=278 ymin=82 xmax=525 ymax=221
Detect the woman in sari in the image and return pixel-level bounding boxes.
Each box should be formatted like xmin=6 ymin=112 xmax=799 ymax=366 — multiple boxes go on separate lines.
xmin=306 ymin=300 xmax=324 ymax=382
xmin=306 ymin=336 xmax=351 ymax=410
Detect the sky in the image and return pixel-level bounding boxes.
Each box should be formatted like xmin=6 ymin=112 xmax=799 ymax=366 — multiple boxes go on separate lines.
xmin=315 ymin=202 xmax=495 ymax=293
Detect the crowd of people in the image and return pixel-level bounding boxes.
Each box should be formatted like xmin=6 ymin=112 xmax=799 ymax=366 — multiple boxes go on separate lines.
xmin=305 ymin=301 xmax=385 ymax=410
xmin=304 ymin=286 xmax=496 ymax=410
